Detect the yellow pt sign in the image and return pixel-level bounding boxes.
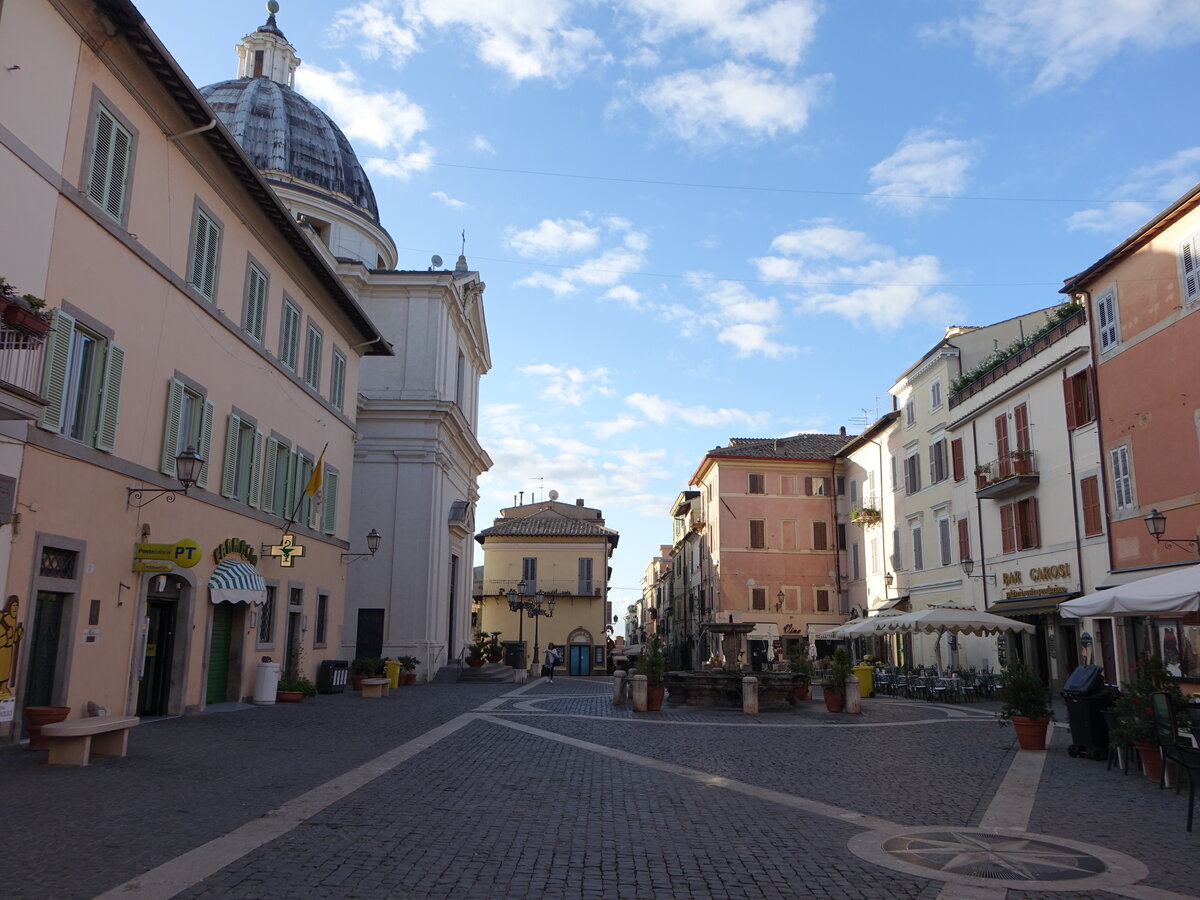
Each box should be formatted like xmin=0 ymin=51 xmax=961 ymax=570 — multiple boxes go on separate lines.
xmin=134 ymin=539 xmax=201 ymax=568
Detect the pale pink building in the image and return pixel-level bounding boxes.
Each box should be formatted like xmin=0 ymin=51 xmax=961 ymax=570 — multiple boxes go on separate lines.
xmin=0 ymin=0 xmax=387 ymax=737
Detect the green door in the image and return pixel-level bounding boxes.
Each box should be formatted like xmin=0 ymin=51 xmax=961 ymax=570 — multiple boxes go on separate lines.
xmin=24 ymin=592 xmax=66 ymax=707
xmin=206 ymin=603 xmax=233 ymax=704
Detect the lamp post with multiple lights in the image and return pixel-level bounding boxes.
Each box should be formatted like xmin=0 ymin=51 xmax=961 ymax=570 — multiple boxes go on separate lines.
xmin=506 ymin=581 xmax=556 ymax=673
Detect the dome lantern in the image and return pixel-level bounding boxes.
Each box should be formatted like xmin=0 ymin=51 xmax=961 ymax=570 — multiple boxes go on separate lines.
xmin=236 ymin=1 xmax=300 ymax=87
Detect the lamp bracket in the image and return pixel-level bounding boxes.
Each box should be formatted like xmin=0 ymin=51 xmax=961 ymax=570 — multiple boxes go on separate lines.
xmin=126 ymin=486 xmax=186 ymax=509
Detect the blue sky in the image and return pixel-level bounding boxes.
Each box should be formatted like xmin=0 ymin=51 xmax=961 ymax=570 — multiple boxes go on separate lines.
xmin=139 ymin=0 xmax=1196 ymax=606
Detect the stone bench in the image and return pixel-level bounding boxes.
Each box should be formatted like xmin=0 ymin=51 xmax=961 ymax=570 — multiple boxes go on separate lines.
xmin=360 ymin=677 xmax=389 ymax=699
xmin=40 ymin=715 xmax=140 ymax=766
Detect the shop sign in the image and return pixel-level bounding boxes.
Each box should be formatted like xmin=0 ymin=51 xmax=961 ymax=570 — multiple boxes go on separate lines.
xmin=133 ymin=560 xmax=174 ymax=574
xmin=135 ymin=539 xmax=201 ymax=568
xmin=783 ymin=624 xmax=803 ymax=634
xmin=1002 ymin=562 xmax=1072 ymax=587
xmin=212 ymin=537 xmax=258 ymax=566
xmin=0 ymin=698 xmax=12 ymax=724
xmin=265 ymin=533 xmax=306 ymax=568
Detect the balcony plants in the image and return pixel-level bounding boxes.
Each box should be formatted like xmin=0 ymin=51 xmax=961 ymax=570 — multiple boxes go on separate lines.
xmin=1009 ymin=448 xmax=1035 ymax=475
xmin=995 ymin=663 xmax=1053 ymax=750
xmin=822 ymin=648 xmax=852 ymax=713
xmin=0 ymin=278 xmax=51 ymax=337
xmin=851 ymin=507 xmax=881 ymax=527
xmin=635 ymin=633 xmax=667 ymax=710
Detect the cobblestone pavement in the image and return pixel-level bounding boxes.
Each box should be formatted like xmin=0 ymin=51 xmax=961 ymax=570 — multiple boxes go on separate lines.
xmin=1 ymin=677 xmax=1197 ymax=899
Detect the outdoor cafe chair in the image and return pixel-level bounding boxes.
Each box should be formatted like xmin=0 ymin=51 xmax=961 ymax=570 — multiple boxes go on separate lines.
xmin=928 ymin=677 xmax=949 ymax=703
xmin=1151 ymin=691 xmax=1200 ymax=831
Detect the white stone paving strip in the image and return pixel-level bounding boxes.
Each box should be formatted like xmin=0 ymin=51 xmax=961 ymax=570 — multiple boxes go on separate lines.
xmin=977 ymin=743 xmax=1048 ymax=831
xmin=481 ymin=714 xmax=897 ymax=832
xmin=92 ymin=712 xmax=480 ymax=900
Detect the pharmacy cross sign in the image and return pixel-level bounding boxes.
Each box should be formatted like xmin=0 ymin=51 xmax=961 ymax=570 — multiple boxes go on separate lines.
xmin=267 ymin=533 xmax=306 ymax=567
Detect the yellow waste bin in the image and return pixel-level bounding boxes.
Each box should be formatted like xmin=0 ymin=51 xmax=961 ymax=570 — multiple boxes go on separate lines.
xmin=384 ymin=659 xmax=402 ymax=689
xmin=852 ymin=664 xmax=874 ymax=698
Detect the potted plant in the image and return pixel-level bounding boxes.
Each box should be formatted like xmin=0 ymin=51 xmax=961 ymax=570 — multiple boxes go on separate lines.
xmin=0 ymin=278 xmax=51 ymax=337
xmin=851 ymin=507 xmax=881 ymax=526
xmin=350 ymin=656 xmax=384 ymax=690
xmin=1009 ymin=448 xmax=1035 ymax=475
xmin=822 ymin=648 xmax=851 ymax=713
xmin=974 ymin=463 xmax=992 ymax=489
xmin=995 ymin=663 xmax=1053 ymax=749
xmin=787 ymin=645 xmax=814 ymax=701
xmin=398 ymin=655 xmax=419 ymax=685
xmin=635 ymin=633 xmax=667 ymax=710
xmin=1110 ymin=656 xmax=1185 ymax=779
xmin=484 ymin=632 xmax=504 ymax=664
xmin=277 ymin=643 xmax=316 ymax=702
xmin=466 ymin=634 xmax=488 ymax=668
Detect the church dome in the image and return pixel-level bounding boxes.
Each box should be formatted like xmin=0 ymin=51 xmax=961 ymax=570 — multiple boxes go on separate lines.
xmin=200 ymin=78 xmax=380 ymax=224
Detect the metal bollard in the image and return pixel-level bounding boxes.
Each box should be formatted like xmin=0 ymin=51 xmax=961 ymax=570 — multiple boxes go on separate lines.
xmin=612 ymin=670 xmax=627 ymax=706
xmin=742 ymin=676 xmax=758 ymax=715
xmin=844 ymin=675 xmax=862 ymax=714
xmin=630 ymin=674 xmax=648 ymax=712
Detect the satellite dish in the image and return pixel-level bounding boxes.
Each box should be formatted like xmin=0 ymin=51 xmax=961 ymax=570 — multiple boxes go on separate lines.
xmin=431 ymin=255 xmax=443 ymax=268
xmin=548 ymin=490 xmax=559 ymax=501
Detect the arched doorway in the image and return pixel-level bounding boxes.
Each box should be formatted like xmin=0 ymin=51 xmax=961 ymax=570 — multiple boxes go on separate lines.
xmin=139 ymin=573 xmax=190 ymax=717
xmin=567 ymin=628 xmax=593 ymax=676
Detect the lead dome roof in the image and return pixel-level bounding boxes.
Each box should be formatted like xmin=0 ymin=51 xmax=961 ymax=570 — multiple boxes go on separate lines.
xmin=199 ymin=77 xmax=380 ymax=223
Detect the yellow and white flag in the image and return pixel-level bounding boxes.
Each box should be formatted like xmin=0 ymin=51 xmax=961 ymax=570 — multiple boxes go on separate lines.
xmin=305 ymin=447 xmax=325 ymax=520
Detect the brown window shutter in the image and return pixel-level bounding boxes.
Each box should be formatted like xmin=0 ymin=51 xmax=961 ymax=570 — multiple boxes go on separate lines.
xmin=994 ymin=414 xmax=1010 ymax=459
xmin=813 ymin=521 xmax=828 ymax=550
xmin=951 ymin=438 xmax=964 ymax=481
xmin=1084 ymin=366 xmax=1097 ymax=423
xmin=1081 ymin=476 xmax=1102 ymax=536
xmin=957 ymin=517 xmax=970 ymax=560
xmin=804 ymin=475 xmax=813 ymax=496
xmin=1000 ymin=503 xmax=1016 ymax=553
xmin=1014 ymin=403 xmax=1031 ymax=452
xmin=1027 ymin=497 xmax=1040 ymax=548
xmin=1063 ymin=376 xmax=1079 ymax=430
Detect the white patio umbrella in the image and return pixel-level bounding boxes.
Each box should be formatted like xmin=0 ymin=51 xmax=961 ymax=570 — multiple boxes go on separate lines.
xmin=816 ymin=609 xmax=908 ymax=640
xmin=875 ymin=602 xmax=1035 ymax=670
xmin=1060 ymin=565 xmax=1200 ymax=618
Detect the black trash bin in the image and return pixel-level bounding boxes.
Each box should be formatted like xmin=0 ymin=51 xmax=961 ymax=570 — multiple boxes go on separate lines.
xmin=1061 ymin=664 xmax=1115 ymax=760
xmin=316 ymin=659 xmax=349 ymax=694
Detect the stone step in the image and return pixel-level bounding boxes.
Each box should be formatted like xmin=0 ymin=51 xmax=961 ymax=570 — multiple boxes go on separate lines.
xmin=457 ymin=662 xmax=516 ymax=683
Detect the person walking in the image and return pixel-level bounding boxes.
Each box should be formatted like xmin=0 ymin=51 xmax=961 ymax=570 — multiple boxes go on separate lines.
xmin=543 ymin=643 xmax=561 ymax=682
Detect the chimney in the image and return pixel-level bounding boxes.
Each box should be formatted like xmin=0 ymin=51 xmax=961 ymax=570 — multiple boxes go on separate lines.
xmin=576 ymin=498 xmax=584 ymax=506
xmin=519 ymin=491 xmax=524 ymax=505
xmin=840 ymin=425 xmax=847 ymax=437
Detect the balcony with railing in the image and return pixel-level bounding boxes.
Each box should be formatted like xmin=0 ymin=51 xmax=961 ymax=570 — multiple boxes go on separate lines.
xmin=0 ymin=324 xmax=47 ymax=420
xmin=975 ymin=451 xmax=1039 ymax=499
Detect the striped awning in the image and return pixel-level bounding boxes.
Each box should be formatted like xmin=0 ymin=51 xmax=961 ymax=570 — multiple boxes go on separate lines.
xmin=208 ymin=560 xmax=267 ymax=605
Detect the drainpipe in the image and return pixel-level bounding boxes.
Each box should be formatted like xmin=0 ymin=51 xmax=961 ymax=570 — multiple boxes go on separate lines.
xmin=971 ymin=419 xmax=990 ymax=609
xmin=1065 ymin=367 xmax=1087 ymax=594
xmin=1072 ymin=290 xmax=1113 ymax=574
xmin=165 ymin=118 xmax=218 ymax=141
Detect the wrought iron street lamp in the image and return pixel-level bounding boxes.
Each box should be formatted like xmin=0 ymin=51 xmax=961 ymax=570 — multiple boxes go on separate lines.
xmin=528 ymin=589 xmax=555 ymax=676
xmin=127 ymin=446 xmax=204 ymax=508
xmin=1143 ymin=509 xmax=1200 ymax=555
xmin=340 ymin=528 xmax=382 ymax=562
xmin=960 ymin=556 xmax=996 ymax=583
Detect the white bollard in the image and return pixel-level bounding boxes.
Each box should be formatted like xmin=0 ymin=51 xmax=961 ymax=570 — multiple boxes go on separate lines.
xmin=844 ymin=674 xmax=862 ymax=714
xmin=514 ymin=668 xmax=528 ymax=685
xmin=742 ymin=676 xmax=759 ymax=715
xmin=630 ymin=674 xmax=648 ymax=712
xmin=613 ymin=670 xmax=627 ymax=706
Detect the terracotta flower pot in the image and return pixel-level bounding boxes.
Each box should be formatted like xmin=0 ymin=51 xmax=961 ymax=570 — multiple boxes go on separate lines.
xmin=466 ymin=657 xmax=485 ymax=668
xmin=276 ymin=690 xmax=305 ymax=703
xmin=403 ymin=673 xmax=416 ymax=685
xmin=24 ymin=706 xmax=71 ymax=750
xmin=1135 ymin=740 xmax=1163 ymax=781
xmin=824 ymin=689 xmax=845 ymax=713
xmin=486 ymin=655 xmax=502 ymax=664
xmin=793 ymin=682 xmax=811 ymax=702
xmin=350 ymin=674 xmax=369 ymax=691
xmin=1011 ymin=716 xmax=1050 ymax=750
xmin=646 ymin=684 xmax=665 ymax=711
xmin=2 ymin=305 xmax=50 ymax=337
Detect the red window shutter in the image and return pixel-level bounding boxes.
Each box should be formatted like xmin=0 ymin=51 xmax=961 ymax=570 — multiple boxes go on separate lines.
xmin=994 ymin=415 xmax=1010 ymax=459
xmin=1084 ymin=366 xmax=1096 ymax=423
xmin=804 ymin=476 xmax=813 ymax=496
xmin=1063 ymin=376 xmax=1078 ymax=430
xmin=1027 ymin=497 xmax=1040 ymax=548
xmin=1000 ymin=503 xmax=1016 ymax=553
xmin=1081 ymin=476 xmax=1102 ymax=536
xmin=951 ymin=438 xmax=964 ymax=481
xmin=1014 ymin=403 xmax=1031 ymax=452
xmin=957 ymin=517 xmax=970 ymax=560
xmin=813 ymin=521 xmax=828 ymax=550
xmin=816 ymin=589 xmax=829 ymax=612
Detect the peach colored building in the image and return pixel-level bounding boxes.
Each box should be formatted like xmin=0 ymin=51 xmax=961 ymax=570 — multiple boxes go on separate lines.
xmin=1061 ymin=185 xmax=1200 ymax=682
xmin=0 ymin=0 xmax=387 ymax=738
xmin=687 ymin=434 xmax=848 ymax=668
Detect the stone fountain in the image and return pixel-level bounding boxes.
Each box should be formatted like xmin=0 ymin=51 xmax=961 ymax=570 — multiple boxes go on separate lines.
xmin=663 ymin=619 xmax=806 ymax=709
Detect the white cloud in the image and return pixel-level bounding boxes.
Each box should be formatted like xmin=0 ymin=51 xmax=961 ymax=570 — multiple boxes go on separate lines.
xmin=924 ymin=0 xmax=1200 ymax=93
xmin=519 ymin=363 xmax=613 ymax=406
xmin=626 ymin=0 xmax=821 ymax=67
xmin=403 ymin=0 xmax=606 ymax=82
xmin=868 ymin=129 xmax=980 ymax=214
xmin=602 ymin=285 xmax=642 ymax=307
xmin=430 ymin=190 xmax=467 ymax=209
xmin=507 ymin=218 xmax=600 ymax=257
xmin=687 ymin=276 xmax=797 ymax=359
xmin=640 ymin=62 xmax=831 ymax=144
xmin=626 ymin=393 xmax=772 ymax=428
xmin=295 ymin=64 xmax=431 ymax=178
xmin=329 ymin=1 xmax=419 ymax=65
xmin=588 ymin=414 xmax=642 ymax=439
xmin=754 ymin=226 xmax=962 ymax=331
xmin=472 ymin=135 xmax=495 ymax=155
xmin=1066 ymin=148 xmax=1200 ymax=233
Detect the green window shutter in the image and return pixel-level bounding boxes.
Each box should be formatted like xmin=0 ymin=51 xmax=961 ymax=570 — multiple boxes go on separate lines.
xmin=105 ymin=124 xmax=130 ymax=220
xmin=261 ymin=437 xmax=279 ymax=513
xmin=196 ymin=399 xmax=214 ymax=489
xmin=94 ymin=342 xmax=124 ymax=453
xmin=244 ymin=265 xmax=267 ymax=341
xmin=160 ymin=379 xmax=184 ymax=475
xmin=247 ymin=429 xmax=263 ymax=508
xmin=88 ymin=108 xmax=114 ymax=207
xmin=37 ymin=309 xmax=76 ymax=433
xmin=221 ymin=413 xmax=240 ymax=498
xmin=322 ymin=469 xmax=338 ymax=535
xmin=282 ymin=450 xmax=298 ymax=520
xmin=191 ymin=211 xmax=219 ymax=300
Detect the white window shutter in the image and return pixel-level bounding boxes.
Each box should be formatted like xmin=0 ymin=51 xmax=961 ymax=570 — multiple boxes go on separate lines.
xmin=221 ymin=414 xmax=240 ymax=498
xmin=38 ymin=309 xmax=76 ymax=433
xmin=160 ymin=379 xmax=184 ymax=475
xmin=196 ymin=399 xmax=214 ymax=489
xmin=1183 ymin=237 xmax=1200 ymax=303
xmin=95 ymin=342 xmax=124 ymax=453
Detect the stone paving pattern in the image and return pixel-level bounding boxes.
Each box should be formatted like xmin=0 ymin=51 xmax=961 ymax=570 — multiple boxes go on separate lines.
xmin=0 ymin=677 xmax=1196 ymax=898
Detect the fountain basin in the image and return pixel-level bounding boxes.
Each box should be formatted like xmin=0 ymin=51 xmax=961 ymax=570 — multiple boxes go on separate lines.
xmin=664 ymin=670 xmax=807 ymax=709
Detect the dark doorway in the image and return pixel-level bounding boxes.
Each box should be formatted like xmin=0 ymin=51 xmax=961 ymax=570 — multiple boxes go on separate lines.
xmin=356 ymin=608 xmax=385 ymax=659
xmin=448 ymin=554 xmax=459 ymax=659
xmin=24 ymin=591 xmax=67 ymax=707
xmin=749 ymin=639 xmax=769 ymax=672
xmin=206 ymin=603 xmax=234 ymax=704
xmin=138 ymin=598 xmax=177 ymax=716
